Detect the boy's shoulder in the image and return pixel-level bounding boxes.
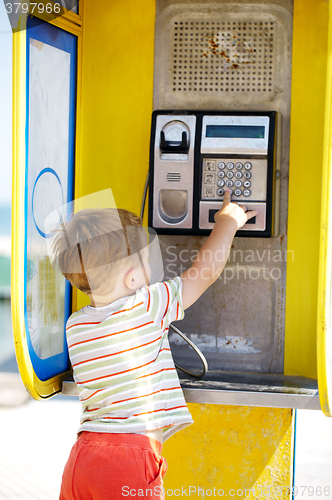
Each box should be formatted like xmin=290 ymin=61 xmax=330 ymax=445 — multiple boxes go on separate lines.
xmin=146 ymin=276 xmax=182 ymax=296
xmin=65 ymin=308 xmax=89 ymax=340
xmin=67 ymin=309 xmax=85 ymax=322
xmin=65 ymin=276 xmax=183 ymax=331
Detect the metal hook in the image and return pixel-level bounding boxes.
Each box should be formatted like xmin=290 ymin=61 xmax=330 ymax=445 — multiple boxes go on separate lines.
xmin=169 ymin=324 xmax=208 ymax=379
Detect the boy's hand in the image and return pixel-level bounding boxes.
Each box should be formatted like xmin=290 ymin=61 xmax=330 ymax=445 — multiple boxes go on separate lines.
xmin=214 ymin=189 xmax=258 ymax=232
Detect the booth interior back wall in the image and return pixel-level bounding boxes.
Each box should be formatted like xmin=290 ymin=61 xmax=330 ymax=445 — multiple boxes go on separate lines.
xmin=154 ymin=0 xmax=293 ymax=373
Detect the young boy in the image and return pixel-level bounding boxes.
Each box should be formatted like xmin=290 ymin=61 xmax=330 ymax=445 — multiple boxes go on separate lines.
xmin=56 ymin=190 xmax=257 ymax=500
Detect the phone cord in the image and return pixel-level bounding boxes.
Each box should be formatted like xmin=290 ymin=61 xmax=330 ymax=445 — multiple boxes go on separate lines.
xmin=140 ymin=171 xmax=150 ymax=219
xmin=169 ymin=324 xmax=208 ymax=379
xmin=141 ymin=170 xmax=209 ymax=379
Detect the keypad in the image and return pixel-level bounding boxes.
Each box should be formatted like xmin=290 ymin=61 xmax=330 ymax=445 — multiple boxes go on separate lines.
xmin=202 ymin=159 xmax=253 ymax=199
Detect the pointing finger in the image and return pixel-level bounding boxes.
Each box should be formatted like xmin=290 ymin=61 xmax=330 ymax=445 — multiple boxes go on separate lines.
xmin=245 ymin=210 xmax=259 ymax=222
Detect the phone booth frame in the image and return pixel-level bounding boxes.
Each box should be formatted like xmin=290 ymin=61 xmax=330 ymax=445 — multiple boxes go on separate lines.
xmin=11 ymin=0 xmax=332 ymax=497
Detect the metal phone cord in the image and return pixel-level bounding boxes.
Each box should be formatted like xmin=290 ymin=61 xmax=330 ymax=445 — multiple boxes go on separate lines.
xmin=169 ymin=324 xmax=208 ymax=378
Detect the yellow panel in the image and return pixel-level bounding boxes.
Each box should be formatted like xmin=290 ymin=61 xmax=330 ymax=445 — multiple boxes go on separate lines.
xmin=317 ymin=0 xmax=332 ymax=417
xmin=75 ymin=0 xmax=156 ymax=312
xmin=163 ymin=404 xmax=294 ymax=499
xmin=79 ymin=0 xmax=155 ymax=213
xmin=284 ymin=0 xmax=329 ymax=378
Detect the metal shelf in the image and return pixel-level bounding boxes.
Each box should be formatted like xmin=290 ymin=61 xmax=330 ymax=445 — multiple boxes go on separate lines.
xmin=61 ymin=371 xmax=320 ymax=410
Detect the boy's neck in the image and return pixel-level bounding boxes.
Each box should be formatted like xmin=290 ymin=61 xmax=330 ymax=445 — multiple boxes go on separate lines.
xmin=86 ymin=256 xmax=150 ymax=308
xmin=88 ymin=288 xmax=135 ymax=308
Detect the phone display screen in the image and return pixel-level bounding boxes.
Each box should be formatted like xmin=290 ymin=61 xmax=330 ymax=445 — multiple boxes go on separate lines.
xmin=206 ymin=125 xmax=265 ymax=139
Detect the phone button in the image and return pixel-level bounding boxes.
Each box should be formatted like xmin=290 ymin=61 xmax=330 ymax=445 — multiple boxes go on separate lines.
xmin=244 ymin=162 xmax=252 ymax=170
xmin=217 ymin=188 xmax=225 ymax=196
xmin=226 ymin=171 xmax=234 ymax=179
xmin=243 ymin=180 xmax=251 ymax=188
xmin=235 ymin=171 xmax=243 ymax=179
xmin=205 ymin=160 xmax=216 ymax=171
xmin=234 ymin=189 xmax=242 ymax=197
xmin=204 ymin=173 xmax=215 ymax=184
xmin=203 ymin=186 xmax=215 ymax=198
xmin=243 ymin=189 xmax=251 ymax=197
xmin=217 ymin=180 xmax=225 ymax=187
xmin=244 ymin=171 xmax=252 ymax=179
xmin=235 ymin=162 xmax=243 ymax=169
xmin=227 ymin=162 xmax=234 ymax=169
xmin=218 ymin=171 xmax=225 ymax=178
xmin=235 ymin=180 xmax=242 ymax=188
xmin=218 ymin=162 xmax=226 ymax=170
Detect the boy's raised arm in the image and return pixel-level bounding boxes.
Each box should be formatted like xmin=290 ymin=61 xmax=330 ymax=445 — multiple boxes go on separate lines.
xmin=180 ymin=190 xmax=258 ymax=310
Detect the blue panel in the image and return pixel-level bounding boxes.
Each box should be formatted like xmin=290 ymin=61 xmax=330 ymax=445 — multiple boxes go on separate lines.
xmin=24 ymin=16 xmax=76 ymax=381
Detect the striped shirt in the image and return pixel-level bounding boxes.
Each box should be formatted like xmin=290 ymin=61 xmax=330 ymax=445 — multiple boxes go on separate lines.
xmin=66 ymin=276 xmax=193 ymax=441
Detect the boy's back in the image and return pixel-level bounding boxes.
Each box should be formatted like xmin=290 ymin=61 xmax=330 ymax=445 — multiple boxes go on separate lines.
xmin=66 ymin=276 xmax=193 ymax=440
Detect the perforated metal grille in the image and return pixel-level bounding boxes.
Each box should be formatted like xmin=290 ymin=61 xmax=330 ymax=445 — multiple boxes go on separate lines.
xmin=172 ymin=20 xmax=274 ymax=93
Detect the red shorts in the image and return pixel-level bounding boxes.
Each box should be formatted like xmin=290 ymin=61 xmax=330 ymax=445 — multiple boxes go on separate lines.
xmin=59 ymin=432 xmax=168 ymax=500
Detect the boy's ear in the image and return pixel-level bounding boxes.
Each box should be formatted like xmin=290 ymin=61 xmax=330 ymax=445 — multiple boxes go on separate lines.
xmin=124 ymin=268 xmax=137 ymax=290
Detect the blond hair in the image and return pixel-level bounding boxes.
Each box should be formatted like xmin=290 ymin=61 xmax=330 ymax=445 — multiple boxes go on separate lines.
xmin=51 ymin=208 xmax=144 ymax=295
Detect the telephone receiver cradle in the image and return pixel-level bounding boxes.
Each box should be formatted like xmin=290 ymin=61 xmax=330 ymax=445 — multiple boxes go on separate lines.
xmin=160 ymin=131 xmax=189 ymax=154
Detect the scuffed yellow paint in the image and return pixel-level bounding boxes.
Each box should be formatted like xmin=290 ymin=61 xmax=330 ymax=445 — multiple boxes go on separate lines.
xmin=163 ymin=404 xmax=293 ymax=499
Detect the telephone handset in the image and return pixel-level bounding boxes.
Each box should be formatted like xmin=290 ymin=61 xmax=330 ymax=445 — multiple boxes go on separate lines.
xmin=148 ymin=111 xmax=279 ymax=237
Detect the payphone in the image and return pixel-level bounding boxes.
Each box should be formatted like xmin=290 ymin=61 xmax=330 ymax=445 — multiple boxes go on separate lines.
xmin=149 ymin=111 xmax=278 ymax=237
